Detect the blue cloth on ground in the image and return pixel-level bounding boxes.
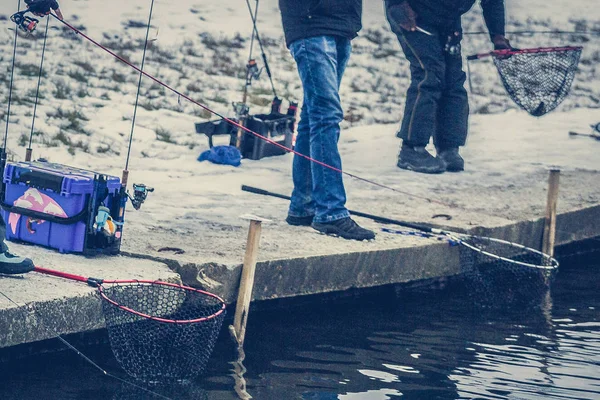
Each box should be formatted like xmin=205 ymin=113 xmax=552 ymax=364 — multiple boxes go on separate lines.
xmin=198 ymin=145 xmax=242 ymax=167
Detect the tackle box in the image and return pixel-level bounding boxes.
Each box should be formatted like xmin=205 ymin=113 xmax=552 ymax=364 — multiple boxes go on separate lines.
xmin=1 ymin=161 xmax=124 ymax=254
xmin=195 ymin=113 xmax=294 ymax=160
xmin=242 ymin=113 xmax=294 ymax=160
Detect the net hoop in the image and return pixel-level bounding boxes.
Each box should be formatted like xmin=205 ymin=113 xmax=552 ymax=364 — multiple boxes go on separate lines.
xmin=491 ymin=46 xmax=583 ymax=58
xmin=444 ymin=232 xmax=559 ymax=270
xmin=98 ymin=280 xmax=226 ymax=324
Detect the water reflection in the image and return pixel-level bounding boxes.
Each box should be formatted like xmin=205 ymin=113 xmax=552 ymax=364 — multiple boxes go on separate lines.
xmin=238 ymin=253 xmax=598 ymax=399
xmin=0 ymin=253 xmax=597 ymax=400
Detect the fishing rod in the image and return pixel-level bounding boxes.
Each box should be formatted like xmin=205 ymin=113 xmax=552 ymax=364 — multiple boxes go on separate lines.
xmin=234 ymin=0 xmax=260 ymax=149
xmin=26 ymin=16 xmax=50 ymax=161
xmin=120 ymin=0 xmax=156 ymax=215
xmin=245 ymin=0 xmax=277 ymax=99
xmin=464 ymin=29 xmax=600 ymax=36
xmin=2 ymin=0 xmax=24 ymax=201
xmin=235 ymin=0 xmax=279 ymax=149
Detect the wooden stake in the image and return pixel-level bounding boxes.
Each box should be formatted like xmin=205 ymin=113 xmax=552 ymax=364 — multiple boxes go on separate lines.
xmin=230 ymin=217 xmax=264 ymax=348
xmin=542 ymin=169 xmax=560 ymax=257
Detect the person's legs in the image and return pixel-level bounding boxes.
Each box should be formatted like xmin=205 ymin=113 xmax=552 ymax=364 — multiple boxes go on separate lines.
xmin=0 ymin=216 xmax=8 ymax=253
xmin=0 ymin=214 xmax=34 ymax=275
xmin=388 ymin=22 xmax=447 ymax=174
xmin=287 ymin=101 xmax=316 ymax=225
xmin=289 ymin=36 xmax=349 ymax=223
xmin=435 ymin=39 xmax=469 ymax=171
xmin=287 ymin=36 xmax=374 ymax=240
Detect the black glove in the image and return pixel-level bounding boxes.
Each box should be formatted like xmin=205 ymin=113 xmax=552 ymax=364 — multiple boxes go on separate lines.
xmin=25 ymin=0 xmax=59 ymax=15
xmin=387 ymin=1 xmax=418 ymax=32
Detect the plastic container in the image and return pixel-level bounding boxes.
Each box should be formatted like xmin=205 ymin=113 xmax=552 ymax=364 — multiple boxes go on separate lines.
xmin=1 ymin=161 xmax=121 ymax=253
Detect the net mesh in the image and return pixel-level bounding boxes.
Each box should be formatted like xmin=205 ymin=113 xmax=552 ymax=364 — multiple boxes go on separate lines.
xmin=457 ymin=235 xmax=559 ymax=308
xmin=100 ymin=282 xmax=226 ymax=384
xmin=492 ymin=47 xmax=582 ymax=116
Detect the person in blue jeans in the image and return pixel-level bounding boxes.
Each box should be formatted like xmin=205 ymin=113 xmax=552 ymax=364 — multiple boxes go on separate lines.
xmin=279 ymin=1 xmax=375 ymax=241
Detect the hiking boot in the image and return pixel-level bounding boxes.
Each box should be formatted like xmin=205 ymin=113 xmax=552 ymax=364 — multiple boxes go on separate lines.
xmin=312 ymin=217 xmax=375 ymax=241
xmin=0 ymin=251 xmax=34 ymax=275
xmin=438 ymin=148 xmax=464 ymax=172
xmin=397 ymin=146 xmax=446 ymax=174
xmin=286 ymin=214 xmax=314 ymax=226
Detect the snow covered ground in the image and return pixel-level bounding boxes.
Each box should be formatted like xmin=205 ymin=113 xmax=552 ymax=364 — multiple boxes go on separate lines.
xmin=0 ymin=0 xmax=598 ymax=265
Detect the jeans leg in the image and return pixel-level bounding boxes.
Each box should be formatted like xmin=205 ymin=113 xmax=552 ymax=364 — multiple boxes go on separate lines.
xmin=435 ymin=51 xmax=469 ymax=149
xmin=288 ymin=103 xmax=315 ymax=218
xmin=289 ymin=36 xmax=350 ymax=223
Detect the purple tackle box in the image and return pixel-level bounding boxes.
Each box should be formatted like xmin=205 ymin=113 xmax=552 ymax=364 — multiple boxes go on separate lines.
xmin=1 ymin=161 xmax=122 ymax=254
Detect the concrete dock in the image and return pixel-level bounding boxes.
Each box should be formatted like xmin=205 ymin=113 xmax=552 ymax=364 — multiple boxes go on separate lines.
xmin=1 ymin=109 xmax=599 ymax=349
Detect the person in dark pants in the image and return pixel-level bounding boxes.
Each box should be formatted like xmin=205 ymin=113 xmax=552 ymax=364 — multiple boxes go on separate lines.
xmin=279 ymin=1 xmax=375 ymax=241
xmin=0 ymin=216 xmax=34 ymax=274
xmin=386 ymin=0 xmax=513 ymax=173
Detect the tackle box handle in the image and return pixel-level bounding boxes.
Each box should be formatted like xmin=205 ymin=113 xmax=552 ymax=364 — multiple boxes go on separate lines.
xmin=0 ymin=202 xmax=88 ymax=225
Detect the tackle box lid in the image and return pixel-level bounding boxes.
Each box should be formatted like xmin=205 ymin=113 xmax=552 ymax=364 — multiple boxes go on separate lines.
xmin=3 ymin=161 xmax=121 ymax=195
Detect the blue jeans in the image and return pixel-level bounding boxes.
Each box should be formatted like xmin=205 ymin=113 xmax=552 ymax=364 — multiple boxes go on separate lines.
xmin=288 ymin=36 xmax=351 ymax=223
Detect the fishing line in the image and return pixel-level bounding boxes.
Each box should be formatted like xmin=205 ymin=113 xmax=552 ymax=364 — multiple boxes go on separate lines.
xmin=0 ymin=288 xmax=174 ymax=400
xmin=27 ymin=16 xmax=50 ymax=161
xmin=49 ymin=13 xmax=451 ymax=208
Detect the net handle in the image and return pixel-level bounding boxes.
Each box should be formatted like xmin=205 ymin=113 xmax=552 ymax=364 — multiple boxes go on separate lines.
xmin=34 ymin=266 xmax=103 ymax=286
xmin=467 ymin=45 xmax=583 ymax=61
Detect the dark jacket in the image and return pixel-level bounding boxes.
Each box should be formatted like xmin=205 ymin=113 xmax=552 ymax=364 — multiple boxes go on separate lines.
xmin=386 ymin=0 xmax=505 ymax=36
xmin=279 ymin=0 xmax=363 ymax=48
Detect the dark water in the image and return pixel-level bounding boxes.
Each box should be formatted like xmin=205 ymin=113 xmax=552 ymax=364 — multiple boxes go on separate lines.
xmin=1 ymin=248 xmax=598 ymax=400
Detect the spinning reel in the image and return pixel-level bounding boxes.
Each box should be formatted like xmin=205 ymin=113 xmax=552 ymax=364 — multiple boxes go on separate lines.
xmin=10 ymin=10 xmax=39 ymax=33
xmin=127 ymin=183 xmax=154 ymax=210
xmin=246 ymin=59 xmax=263 ymax=85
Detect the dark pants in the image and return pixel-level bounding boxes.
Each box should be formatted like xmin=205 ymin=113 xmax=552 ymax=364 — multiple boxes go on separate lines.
xmin=390 ymin=24 xmax=469 ymax=149
xmin=0 ymin=215 xmax=7 ymax=253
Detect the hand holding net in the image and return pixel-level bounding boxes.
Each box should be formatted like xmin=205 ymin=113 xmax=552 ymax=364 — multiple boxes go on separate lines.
xmin=468 ymin=46 xmax=583 ymax=116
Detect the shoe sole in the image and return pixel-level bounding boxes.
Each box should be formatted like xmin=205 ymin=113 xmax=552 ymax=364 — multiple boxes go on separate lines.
xmin=397 ymin=161 xmax=445 ymax=174
xmin=311 ymin=224 xmax=375 ymax=241
xmin=286 ymin=219 xmax=313 ymax=226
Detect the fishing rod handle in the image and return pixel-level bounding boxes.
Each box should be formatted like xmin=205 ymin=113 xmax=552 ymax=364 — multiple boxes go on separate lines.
xmin=241 ymin=185 xmax=291 ymax=200
xmin=241 ymin=185 xmax=435 ymax=233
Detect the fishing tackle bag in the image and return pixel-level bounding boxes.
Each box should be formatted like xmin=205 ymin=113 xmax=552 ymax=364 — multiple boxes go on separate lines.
xmin=1 ymin=161 xmax=125 ymax=254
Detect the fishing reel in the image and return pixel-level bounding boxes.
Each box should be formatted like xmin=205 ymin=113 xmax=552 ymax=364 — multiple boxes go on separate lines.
xmin=127 ymin=183 xmax=154 ymax=210
xmin=246 ymin=59 xmax=263 ymax=85
xmin=10 ymin=10 xmax=39 ymax=33
xmin=232 ymin=102 xmax=250 ymax=118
